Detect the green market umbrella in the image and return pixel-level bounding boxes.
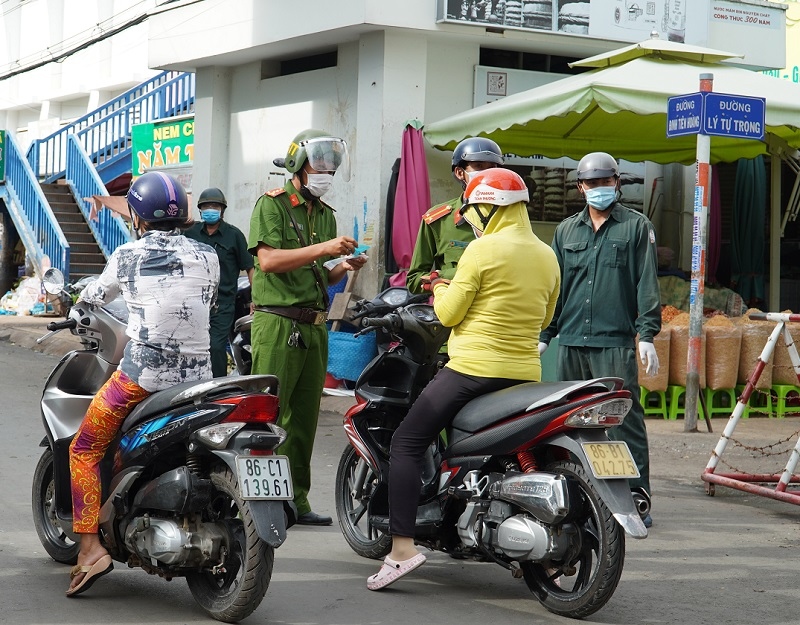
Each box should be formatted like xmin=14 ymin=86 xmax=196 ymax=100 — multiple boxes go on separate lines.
xmin=424 ymin=41 xmax=800 ymax=165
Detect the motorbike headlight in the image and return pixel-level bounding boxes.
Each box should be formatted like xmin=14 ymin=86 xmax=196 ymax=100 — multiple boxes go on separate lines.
xmin=565 ymin=398 xmax=632 ymax=427
xmin=195 ymin=423 xmax=246 ymax=449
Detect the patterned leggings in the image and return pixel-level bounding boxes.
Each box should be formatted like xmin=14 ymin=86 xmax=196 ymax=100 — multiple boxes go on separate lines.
xmin=69 ymin=370 xmax=150 ymax=534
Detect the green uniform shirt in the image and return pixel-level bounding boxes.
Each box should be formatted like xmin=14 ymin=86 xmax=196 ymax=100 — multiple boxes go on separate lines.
xmin=541 ymin=203 xmax=661 ymax=348
xmin=406 ymin=196 xmax=475 ymax=294
xmin=247 ymin=180 xmax=337 ymax=309
xmin=184 ymin=220 xmax=253 ymax=311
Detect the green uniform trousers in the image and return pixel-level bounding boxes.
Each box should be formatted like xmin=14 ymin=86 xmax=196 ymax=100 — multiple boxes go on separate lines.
xmin=556 ymin=345 xmax=650 ymax=496
xmin=209 ymin=304 xmax=235 ymax=378
xmin=251 ymin=311 xmax=328 ymax=516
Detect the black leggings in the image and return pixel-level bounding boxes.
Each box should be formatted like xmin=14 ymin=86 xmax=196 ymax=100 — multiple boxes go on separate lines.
xmin=388 ymin=367 xmax=526 ymax=538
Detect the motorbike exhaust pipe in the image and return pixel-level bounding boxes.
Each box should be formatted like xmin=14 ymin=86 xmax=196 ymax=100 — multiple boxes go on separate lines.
xmin=631 ymin=487 xmax=651 ymax=516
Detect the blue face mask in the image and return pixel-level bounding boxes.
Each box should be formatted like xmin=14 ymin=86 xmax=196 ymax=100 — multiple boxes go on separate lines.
xmin=200 ymin=208 xmax=221 ymax=224
xmin=583 ymin=185 xmax=617 ymax=210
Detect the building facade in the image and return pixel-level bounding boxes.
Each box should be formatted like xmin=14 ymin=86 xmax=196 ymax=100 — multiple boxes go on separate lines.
xmin=0 ymin=0 xmax=790 ymax=297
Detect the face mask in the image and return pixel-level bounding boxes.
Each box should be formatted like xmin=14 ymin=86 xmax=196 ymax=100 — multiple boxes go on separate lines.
xmin=305 ymin=173 xmax=334 ymax=198
xmin=460 ymin=169 xmax=481 ymax=190
xmin=200 ymin=208 xmax=221 ymax=224
xmin=583 ymin=185 xmax=617 ymax=210
xmin=461 ymin=203 xmax=495 ymax=236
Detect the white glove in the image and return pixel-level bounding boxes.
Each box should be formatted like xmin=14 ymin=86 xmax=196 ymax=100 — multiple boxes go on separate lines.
xmin=638 ymin=341 xmax=659 ymax=376
xmin=538 ymin=342 xmax=549 ymax=356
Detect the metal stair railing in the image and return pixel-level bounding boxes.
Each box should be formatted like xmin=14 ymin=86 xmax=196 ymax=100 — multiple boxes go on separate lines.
xmin=65 ymin=134 xmax=132 ymax=259
xmin=27 ymin=71 xmax=195 ymax=183
xmin=0 ymin=131 xmax=69 ymax=277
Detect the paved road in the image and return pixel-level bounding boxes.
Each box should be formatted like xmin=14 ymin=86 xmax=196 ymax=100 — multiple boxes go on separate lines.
xmin=1 ymin=340 xmax=799 ymax=625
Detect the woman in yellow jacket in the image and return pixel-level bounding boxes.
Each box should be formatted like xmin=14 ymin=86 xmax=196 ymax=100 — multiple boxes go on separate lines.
xmin=368 ymin=168 xmax=561 ymax=591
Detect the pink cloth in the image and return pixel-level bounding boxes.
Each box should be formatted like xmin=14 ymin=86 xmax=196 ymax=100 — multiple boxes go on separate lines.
xmin=390 ymin=124 xmax=431 ymax=287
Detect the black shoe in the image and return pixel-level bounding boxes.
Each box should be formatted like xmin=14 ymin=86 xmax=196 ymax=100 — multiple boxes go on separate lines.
xmin=642 ymin=513 xmax=653 ymax=528
xmin=296 ymin=511 xmax=333 ymax=526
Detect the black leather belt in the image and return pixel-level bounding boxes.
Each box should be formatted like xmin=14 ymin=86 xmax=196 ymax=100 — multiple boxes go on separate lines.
xmin=255 ymin=306 xmax=328 ymax=325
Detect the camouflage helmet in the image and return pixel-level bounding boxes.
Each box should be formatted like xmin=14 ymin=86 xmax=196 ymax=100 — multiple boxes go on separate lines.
xmin=197 ymin=187 xmax=227 ymax=209
xmin=275 ymin=129 xmax=349 ymax=180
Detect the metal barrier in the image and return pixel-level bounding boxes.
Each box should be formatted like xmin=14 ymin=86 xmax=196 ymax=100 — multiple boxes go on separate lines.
xmin=64 ymin=134 xmax=131 ymax=258
xmin=26 ymin=71 xmax=195 ymax=184
xmin=702 ymin=312 xmax=800 ymax=504
xmin=0 ymin=131 xmax=69 ymax=277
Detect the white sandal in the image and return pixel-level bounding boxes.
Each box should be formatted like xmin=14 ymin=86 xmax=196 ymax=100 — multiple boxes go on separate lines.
xmin=367 ymin=553 xmax=426 ymax=591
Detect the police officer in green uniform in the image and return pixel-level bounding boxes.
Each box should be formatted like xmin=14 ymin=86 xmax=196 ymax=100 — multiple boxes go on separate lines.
xmin=248 ymin=129 xmax=366 ymax=526
xmin=538 ymin=152 xmax=661 ymax=528
xmin=185 ymin=187 xmax=254 ymax=377
xmin=406 ymin=137 xmax=504 ymax=294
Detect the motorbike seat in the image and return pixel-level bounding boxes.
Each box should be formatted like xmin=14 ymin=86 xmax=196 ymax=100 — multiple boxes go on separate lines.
xmin=450 ymin=382 xmax=572 ymax=434
xmin=121 ymin=380 xmax=210 ymax=433
xmin=450 ymin=378 xmax=619 ymax=434
xmin=120 ymin=375 xmax=280 ymax=434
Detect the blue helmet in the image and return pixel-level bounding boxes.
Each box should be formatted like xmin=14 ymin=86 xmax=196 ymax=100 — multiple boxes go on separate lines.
xmin=451 ymin=137 xmax=504 ymax=170
xmin=127 ymin=172 xmax=189 ymax=222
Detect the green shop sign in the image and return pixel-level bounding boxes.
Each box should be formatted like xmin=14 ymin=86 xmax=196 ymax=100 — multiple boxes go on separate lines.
xmin=131 ymin=116 xmax=194 ymax=177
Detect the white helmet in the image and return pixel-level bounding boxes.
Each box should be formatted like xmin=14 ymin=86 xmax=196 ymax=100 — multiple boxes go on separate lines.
xmin=462 ymin=168 xmax=529 ymax=207
xmin=459 ymin=168 xmax=529 ymax=233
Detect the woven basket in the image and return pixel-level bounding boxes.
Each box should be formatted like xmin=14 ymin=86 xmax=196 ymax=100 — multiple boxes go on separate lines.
xmin=327 ymin=331 xmax=378 ymax=381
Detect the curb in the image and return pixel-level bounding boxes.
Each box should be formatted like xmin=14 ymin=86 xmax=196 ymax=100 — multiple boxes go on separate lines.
xmin=0 ymin=318 xmax=81 ymax=358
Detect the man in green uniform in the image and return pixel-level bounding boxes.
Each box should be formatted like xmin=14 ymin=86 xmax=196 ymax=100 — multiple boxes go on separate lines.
xmin=406 ymin=137 xmax=504 ymax=294
xmin=185 ymin=187 xmax=253 ymax=377
xmin=538 ymin=152 xmax=661 ymax=528
xmin=248 ymin=129 xmax=366 ymax=526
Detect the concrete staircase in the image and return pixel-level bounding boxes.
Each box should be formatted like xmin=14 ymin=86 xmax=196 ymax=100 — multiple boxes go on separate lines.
xmin=40 ymin=183 xmax=106 ymax=278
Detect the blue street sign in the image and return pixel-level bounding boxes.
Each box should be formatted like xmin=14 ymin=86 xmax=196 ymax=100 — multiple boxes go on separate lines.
xmin=666 ymin=93 xmax=704 ymax=137
xmin=703 ymin=93 xmax=766 ymax=140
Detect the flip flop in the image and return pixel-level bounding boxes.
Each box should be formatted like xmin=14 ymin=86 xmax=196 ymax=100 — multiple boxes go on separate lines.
xmin=367 ymin=553 xmax=426 ymax=591
xmin=66 ymin=554 xmax=114 ymax=597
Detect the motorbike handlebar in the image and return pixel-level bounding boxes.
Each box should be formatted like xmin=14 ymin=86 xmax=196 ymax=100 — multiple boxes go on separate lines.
xmin=46 ymin=318 xmax=78 ymax=332
xmin=361 ymin=315 xmax=399 ymax=331
xmin=748 ymin=313 xmax=767 ymax=321
xmin=350 ymin=292 xmax=430 ymax=321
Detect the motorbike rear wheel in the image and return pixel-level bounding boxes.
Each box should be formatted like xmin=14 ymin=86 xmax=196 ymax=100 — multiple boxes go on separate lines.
xmin=521 ymin=459 xmax=625 ymax=619
xmin=186 ymin=466 xmax=274 ymax=623
xmin=31 ymin=447 xmax=79 ymax=564
xmin=335 ymin=445 xmax=391 ymax=559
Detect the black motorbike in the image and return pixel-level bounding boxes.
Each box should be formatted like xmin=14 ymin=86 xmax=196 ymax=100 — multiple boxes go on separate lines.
xmin=33 ymin=269 xmax=294 ymax=623
xmin=335 ymin=288 xmax=647 ymax=618
xmin=230 ymin=276 xmax=253 ymax=376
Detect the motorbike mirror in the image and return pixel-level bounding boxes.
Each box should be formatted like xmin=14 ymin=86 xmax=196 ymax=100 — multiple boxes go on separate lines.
xmin=42 ymin=268 xmax=66 ymax=294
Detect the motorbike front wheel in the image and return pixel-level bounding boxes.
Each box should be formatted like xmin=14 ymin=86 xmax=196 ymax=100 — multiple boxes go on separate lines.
xmin=521 ymin=459 xmax=625 ymax=619
xmin=335 ymin=445 xmax=391 ymax=559
xmin=31 ymin=447 xmax=79 ymax=564
xmin=186 ymin=466 xmax=274 ymax=623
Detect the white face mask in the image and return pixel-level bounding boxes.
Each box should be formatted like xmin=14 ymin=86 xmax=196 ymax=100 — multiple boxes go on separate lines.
xmin=305 ymin=173 xmax=334 ymax=198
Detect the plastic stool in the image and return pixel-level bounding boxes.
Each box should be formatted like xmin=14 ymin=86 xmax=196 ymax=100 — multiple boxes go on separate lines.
xmin=772 ymin=384 xmax=800 ymax=418
xmin=640 ymin=388 xmax=668 ymax=419
xmin=667 ymin=385 xmax=706 ymax=421
xmin=735 ymin=384 xmax=772 ymax=417
xmin=703 ymin=388 xmax=737 ymax=419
